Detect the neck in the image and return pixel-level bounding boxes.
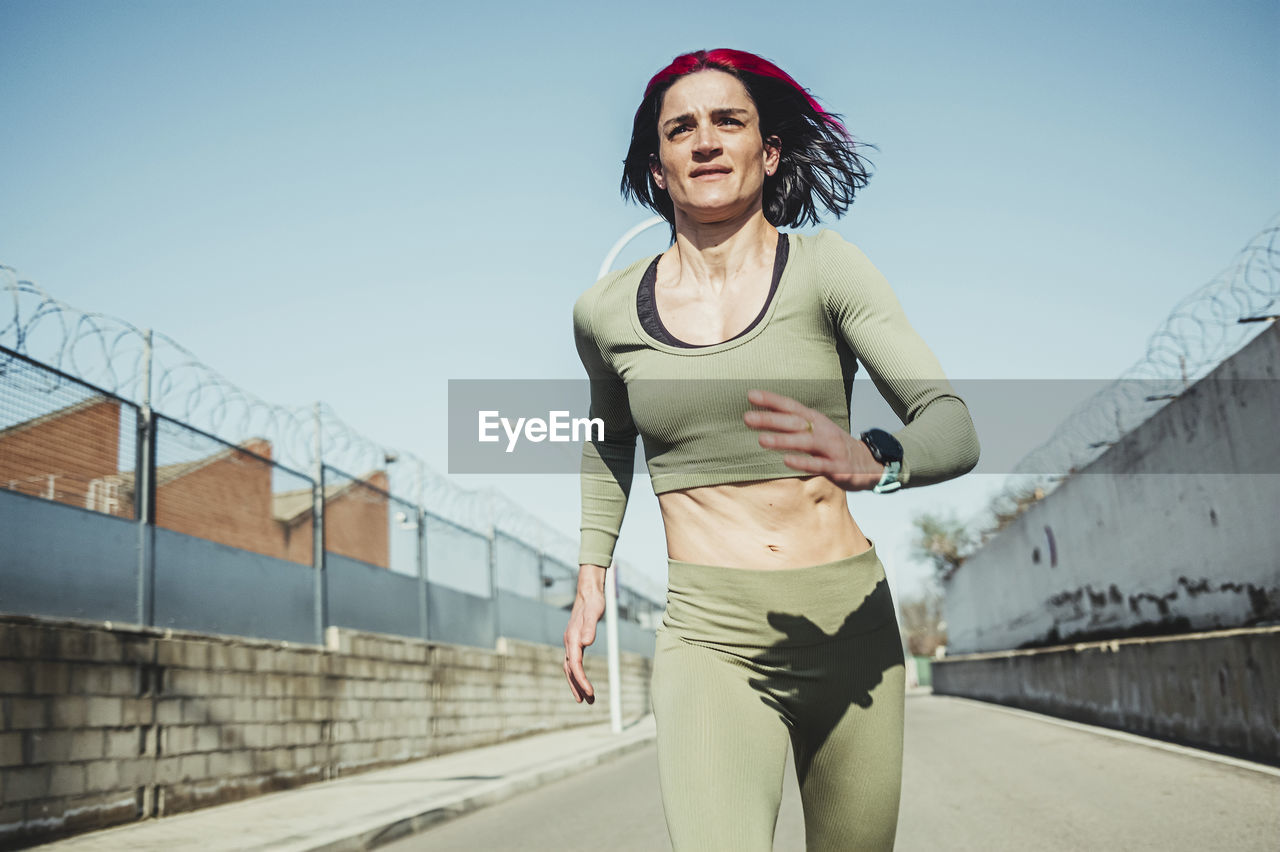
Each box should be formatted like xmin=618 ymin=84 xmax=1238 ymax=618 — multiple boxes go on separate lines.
xmin=667 ymin=206 xmax=778 ymax=293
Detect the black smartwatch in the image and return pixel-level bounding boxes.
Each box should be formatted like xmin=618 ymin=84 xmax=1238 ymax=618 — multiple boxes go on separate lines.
xmin=859 ymin=428 xmax=903 ymax=494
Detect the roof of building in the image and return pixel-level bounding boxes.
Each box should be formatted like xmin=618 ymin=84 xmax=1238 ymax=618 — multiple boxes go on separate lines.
xmin=0 ymin=395 xmax=119 ymax=440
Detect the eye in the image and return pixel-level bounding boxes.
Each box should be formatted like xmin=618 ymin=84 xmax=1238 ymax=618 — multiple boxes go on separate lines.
xmin=718 ymin=117 xmax=742 ymax=126
xmin=667 ymin=124 xmax=691 ymax=139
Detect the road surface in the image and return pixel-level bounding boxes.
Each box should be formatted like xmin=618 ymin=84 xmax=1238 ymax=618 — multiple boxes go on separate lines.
xmin=387 ymin=692 xmax=1280 ymax=851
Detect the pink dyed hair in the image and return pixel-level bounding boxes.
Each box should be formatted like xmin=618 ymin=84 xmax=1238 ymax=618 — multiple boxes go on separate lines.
xmin=637 ymin=49 xmax=850 ymax=140
xmin=621 ymin=48 xmax=873 ymax=229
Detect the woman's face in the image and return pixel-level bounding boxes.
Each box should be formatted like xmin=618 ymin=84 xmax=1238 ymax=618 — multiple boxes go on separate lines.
xmin=650 ymin=69 xmax=780 ymax=226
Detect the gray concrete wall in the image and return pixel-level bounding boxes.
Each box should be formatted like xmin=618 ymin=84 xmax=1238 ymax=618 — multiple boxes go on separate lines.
xmin=0 ymin=613 xmax=652 ymax=848
xmin=946 ymin=323 xmax=1280 ymax=654
xmin=932 ymin=626 xmax=1280 ymax=764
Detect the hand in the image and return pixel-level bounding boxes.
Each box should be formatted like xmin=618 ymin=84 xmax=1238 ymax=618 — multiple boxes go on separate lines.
xmin=563 ymin=571 xmax=605 ymax=704
xmin=743 ymin=388 xmax=886 ymax=492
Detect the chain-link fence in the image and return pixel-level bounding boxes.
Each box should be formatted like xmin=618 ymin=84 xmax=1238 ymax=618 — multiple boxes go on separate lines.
xmin=0 ymin=348 xmax=142 ymax=624
xmin=0 ymin=349 xmax=138 ymax=520
xmin=1 ymin=263 xmax=669 ymax=617
xmin=0 ymin=343 xmax=657 ymax=656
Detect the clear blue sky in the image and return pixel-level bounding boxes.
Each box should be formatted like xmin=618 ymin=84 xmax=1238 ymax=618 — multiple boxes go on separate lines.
xmin=2 ymin=0 xmax=1276 ymax=601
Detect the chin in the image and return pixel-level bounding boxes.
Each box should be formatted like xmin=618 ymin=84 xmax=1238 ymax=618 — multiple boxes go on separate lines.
xmin=688 ymin=201 xmax=751 ymax=222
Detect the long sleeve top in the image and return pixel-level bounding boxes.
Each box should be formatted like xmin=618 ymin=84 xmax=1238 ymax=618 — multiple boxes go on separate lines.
xmin=572 ymin=228 xmax=980 ymax=568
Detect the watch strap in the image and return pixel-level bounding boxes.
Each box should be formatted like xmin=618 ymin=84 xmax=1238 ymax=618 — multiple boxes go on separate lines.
xmin=872 ymin=460 xmax=902 ymax=494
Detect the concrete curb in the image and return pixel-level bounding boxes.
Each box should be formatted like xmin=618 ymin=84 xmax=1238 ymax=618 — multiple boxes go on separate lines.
xmin=302 ymin=725 xmax=658 ymax=852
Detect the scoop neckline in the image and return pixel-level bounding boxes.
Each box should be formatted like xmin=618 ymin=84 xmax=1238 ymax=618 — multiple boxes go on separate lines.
xmin=629 ymin=231 xmax=798 ymax=356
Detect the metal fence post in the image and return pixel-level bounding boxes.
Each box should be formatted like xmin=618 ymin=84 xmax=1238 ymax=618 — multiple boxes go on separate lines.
xmin=415 ymin=460 xmax=429 ymax=642
xmin=135 ymin=329 xmax=156 ymax=628
xmin=487 ymin=528 xmax=499 ymax=648
xmin=605 ymin=560 xmax=622 ymax=734
xmin=312 ymin=403 xmax=327 ymax=647
xmin=135 ymin=411 xmax=157 ymax=628
xmin=417 ymin=507 xmax=429 ymax=642
xmin=536 ymin=551 xmax=550 ymax=646
xmin=536 ymin=552 xmax=546 ymax=605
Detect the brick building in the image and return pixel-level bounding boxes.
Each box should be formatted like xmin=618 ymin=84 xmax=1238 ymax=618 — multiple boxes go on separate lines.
xmin=0 ymin=396 xmax=130 ymax=518
xmin=0 ymin=396 xmax=389 ymax=568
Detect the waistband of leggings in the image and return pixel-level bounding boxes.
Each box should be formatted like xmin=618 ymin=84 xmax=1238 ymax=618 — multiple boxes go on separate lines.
xmin=660 ymin=539 xmax=892 ymax=649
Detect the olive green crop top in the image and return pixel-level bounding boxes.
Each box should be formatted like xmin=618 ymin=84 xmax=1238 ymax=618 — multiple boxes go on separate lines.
xmin=572 ymin=228 xmax=980 ymax=568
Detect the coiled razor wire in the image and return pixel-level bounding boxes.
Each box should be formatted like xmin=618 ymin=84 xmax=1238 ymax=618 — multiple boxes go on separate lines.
xmin=5 ymin=214 xmax=1277 ymax=579
xmin=0 ymin=270 xmax=664 ymax=602
xmin=971 ymin=214 xmax=1280 ymax=542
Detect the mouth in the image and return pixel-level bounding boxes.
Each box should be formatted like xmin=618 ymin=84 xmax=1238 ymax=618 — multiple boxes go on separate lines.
xmin=690 ymin=166 xmax=731 ymax=179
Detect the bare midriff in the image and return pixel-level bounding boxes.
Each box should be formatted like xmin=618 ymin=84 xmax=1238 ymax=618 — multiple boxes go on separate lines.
xmin=657 ymin=475 xmax=873 ymax=570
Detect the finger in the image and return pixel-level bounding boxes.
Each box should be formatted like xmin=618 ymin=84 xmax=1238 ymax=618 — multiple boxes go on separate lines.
xmin=566 ymin=641 xmax=594 ymax=704
xmin=780 ymin=454 xmax=879 ymax=489
xmin=746 ymin=388 xmax=810 ymax=417
xmin=572 ymin=661 xmax=594 ymax=704
xmin=564 ymin=660 xmax=582 ymax=702
xmin=564 ymin=651 xmax=586 ymax=702
xmin=781 ymin=453 xmax=833 ymax=473
xmin=743 ymin=409 xmax=812 ymax=434
xmin=563 ymin=638 xmax=583 ymax=702
xmin=759 ymin=427 xmax=825 ymax=453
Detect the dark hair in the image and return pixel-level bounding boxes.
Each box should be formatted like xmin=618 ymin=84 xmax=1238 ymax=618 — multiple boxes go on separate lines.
xmin=621 ymin=49 xmax=874 ymax=233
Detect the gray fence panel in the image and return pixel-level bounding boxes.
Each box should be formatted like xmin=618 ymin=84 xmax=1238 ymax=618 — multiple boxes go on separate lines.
xmin=496 ymin=590 xmax=557 ymax=646
xmin=425 ymin=514 xmax=491 ymax=597
xmin=541 ymin=601 xmax=571 ymax=653
xmin=540 ymin=556 xmax=576 ymax=610
xmin=492 ymin=592 xmax=621 ymax=659
xmin=427 ymin=582 xmax=495 ymax=649
xmin=327 ymin=552 xmax=420 ymax=639
xmin=494 ymin=532 xmax=541 ymax=599
xmin=0 ymin=490 xmax=137 ymax=623
xmin=617 ymin=620 xmax=656 ymax=657
xmin=386 ymin=501 xmax=420 ymax=577
xmin=153 ymin=528 xmax=315 ymax=644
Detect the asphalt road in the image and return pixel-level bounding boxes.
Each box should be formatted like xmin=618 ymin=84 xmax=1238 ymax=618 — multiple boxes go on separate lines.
xmin=386 ymin=693 xmax=1280 ymax=851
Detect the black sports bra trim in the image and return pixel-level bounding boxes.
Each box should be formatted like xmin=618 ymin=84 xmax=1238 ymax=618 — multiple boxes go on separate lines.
xmin=637 ymin=232 xmax=789 ymax=348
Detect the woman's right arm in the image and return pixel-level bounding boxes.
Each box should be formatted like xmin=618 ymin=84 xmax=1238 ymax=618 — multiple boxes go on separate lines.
xmin=564 ymin=287 xmax=639 ymax=704
xmin=564 ymin=564 xmax=606 ymax=704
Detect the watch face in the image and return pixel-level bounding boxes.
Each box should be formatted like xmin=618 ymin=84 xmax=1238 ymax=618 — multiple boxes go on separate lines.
xmin=862 ymin=429 xmax=904 ymax=464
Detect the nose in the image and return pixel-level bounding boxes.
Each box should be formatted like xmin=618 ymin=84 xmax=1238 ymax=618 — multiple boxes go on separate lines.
xmin=691 ymin=123 xmax=721 ymax=156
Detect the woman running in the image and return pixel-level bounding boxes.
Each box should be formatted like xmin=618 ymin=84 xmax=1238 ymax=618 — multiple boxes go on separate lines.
xmin=564 ymin=48 xmax=980 ymax=851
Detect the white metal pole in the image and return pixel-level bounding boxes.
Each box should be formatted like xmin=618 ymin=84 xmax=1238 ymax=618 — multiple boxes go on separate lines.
xmin=597 ymin=216 xmax=665 ymax=281
xmin=605 ymin=559 xmax=622 ymax=734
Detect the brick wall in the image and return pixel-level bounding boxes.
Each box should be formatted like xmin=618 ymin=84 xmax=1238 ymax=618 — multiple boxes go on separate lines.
xmin=2 ymin=401 xmax=394 ymax=570
xmin=0 ymin=614 xmax=652 ymax=848
xmin=0 ymin=397 xmax=130 ymax=518
xmin=320 ymin=471 xmax=390 ymax=569
xmin=154 ymin=438 xmax=288 ymax=561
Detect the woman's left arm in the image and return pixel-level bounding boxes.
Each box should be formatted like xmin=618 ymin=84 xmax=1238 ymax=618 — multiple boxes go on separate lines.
xmin=819 ymin=234 xmax=980 ymax=488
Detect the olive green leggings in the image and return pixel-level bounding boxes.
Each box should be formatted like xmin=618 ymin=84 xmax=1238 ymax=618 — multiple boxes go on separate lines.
xmin=650 ymin=540 xmax=905 ymax=851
